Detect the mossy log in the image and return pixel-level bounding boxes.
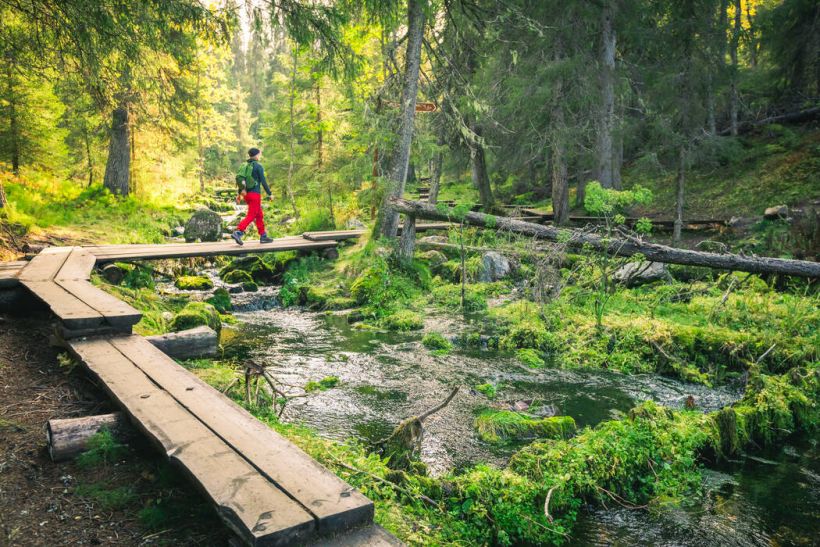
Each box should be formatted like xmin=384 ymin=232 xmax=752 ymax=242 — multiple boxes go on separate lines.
xmin=46 ymin=412 xmax=130 ymax=461
xmin=390 ymin=198 xmax=820 ymax=278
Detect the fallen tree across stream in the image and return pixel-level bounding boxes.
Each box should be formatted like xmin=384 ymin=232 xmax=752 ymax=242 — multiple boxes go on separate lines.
xmin=390 ymin=198 xmax=820 ymax=278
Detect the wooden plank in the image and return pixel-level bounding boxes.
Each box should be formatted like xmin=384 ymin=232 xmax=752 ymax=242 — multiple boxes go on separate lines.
xmin=54 ymin=279 xmax=141 ymax=329
xmin=69 ymin=337 xmax=316 ymax=546
xmin=20 ymin=280 xmax=105 ymax=330
xmin=107 ymin=335 xmax=374 ymax=535
xmin=55 ymin=248 xmax=96 ymax=281
xmin=89 ymin=240 xmax=335 ymax=262
xmin=18 ymin=247 xmax=73 ymax=282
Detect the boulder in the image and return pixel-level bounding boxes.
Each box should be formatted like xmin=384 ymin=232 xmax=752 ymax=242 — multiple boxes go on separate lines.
xmin=613 ymin=261 xmax=670 ymax=287
xmin=479 ymin=251 xmax=512 ymax=282
xmin=345 ymin=217 xmax=366 ymax=229
xmin=183 ymin=209 xmax=222 ymax=242
xmin=764 ymin=205 xmax=789 ymax=220
xmin=218 ymin=255 xmax=277 ymax=284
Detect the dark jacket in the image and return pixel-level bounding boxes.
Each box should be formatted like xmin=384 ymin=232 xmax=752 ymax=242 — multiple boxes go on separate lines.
xmin=246 ymin=160 xmax=271 ymax=196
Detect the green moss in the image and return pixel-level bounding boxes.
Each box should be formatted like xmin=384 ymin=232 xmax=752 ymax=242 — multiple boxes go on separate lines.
xmin=222 ymin=269 xmax=253 ymax=285
xmin=475 ymin=410 xmax=576 ymax=444
xmin=305 ymin=376 xmax=340 ymax=392
xmin=516 ymin=348 xmax=546 ymax=368
xmin=422 ymin=332 xmax=452 ymax=351
xmin=174 ymin=275 xmax=213 ymax=291
xmin=170 ymin=302 xmax=221 ymax=333
xmin=475 ymin=383 xmax=497 ymax=399
xmin=219 ymin=255 xmax=277 ymax=284
xmin=383 ymin=310 xmax=424 ymax=331
xmin=243 ymin=281 xmax=259 ymax=292
xmin=206 ymin=288 xmax=232 ymax=314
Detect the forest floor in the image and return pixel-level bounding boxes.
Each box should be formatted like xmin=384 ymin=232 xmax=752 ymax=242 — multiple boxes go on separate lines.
xmin=0 ymin=314 xmax=226 ymax=546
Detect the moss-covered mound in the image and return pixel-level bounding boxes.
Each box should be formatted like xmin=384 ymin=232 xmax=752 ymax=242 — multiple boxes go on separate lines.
xmin=383 ymin=310 xmax=424 ymax=331
xmin=422 ymin=332 xmax=452 ymax=351
xmin=170 ymin=302 xmax=222 ymax=333
xmin=222 ymin=269 xmax=253 ymax=285
xmin=219 ymin=256 xmax=277 ymax=284
xmin=206 ymin=288 xmax=232 ymax=314
xmin=475 ymin=410 xmax=576 ymax=444
xmin=174 ymin=275 xmax=213 ymax=291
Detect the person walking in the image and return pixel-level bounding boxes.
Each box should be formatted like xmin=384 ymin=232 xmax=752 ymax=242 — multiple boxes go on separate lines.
xmin=232 ymin=148 xmax=273 ymax=245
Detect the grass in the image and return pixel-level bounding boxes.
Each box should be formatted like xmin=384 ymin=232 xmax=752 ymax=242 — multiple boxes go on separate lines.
xmin=0 ymin=169 xmax=187 ymax=245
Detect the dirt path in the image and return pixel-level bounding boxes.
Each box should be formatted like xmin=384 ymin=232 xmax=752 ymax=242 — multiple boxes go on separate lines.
xmin=0 ymin=313 xmax=228 ymax=546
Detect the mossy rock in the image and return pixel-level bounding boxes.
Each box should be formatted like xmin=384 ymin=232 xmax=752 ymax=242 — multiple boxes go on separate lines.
xmin=383 ymin=310 xmax=424 ymax=331
xmin=422 ymin=332 xmax=452 ymax=351
xmin=174 ymin=275 xmax=213 ymax=291
xmin=243 ymin=281 xmax=259 ymax=292
xmin=222 ymin=269 xmax=254 ymax=285
xmin=299 ymin=285 xmax=353 ymax=310
xmin=516 ymin=348 xmax=546 ymax=368
xmin=206 ymin=288 xmax=232 ymax=314
xmin=219 ymin=256 xmax=277 ymax=284
xmin=183 ymin=209 xmax=222 ymax=242
xmin=474 ymin=410 xmax=576 ymax=444
xmin=305 ymin=376 xmax=339 ymax=392
xmin=170 ymin=302 xmax=222 ymax=333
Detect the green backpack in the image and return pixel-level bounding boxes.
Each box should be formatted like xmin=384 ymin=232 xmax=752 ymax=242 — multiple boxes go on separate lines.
xmin=235 ymin=161 xmax=258 ymax=192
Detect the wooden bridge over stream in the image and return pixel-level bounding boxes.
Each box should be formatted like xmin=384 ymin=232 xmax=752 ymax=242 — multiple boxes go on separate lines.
xmin=0 ymin=229 xmax=454 ymax=546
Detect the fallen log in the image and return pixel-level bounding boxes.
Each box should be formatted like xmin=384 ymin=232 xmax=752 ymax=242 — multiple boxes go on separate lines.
xmin=719 ymin=106 xmax=820 ymax=136
xmin=389 ymin=198 xmax=820 ymax=278
xmin=145 ymin=325 xmax=218 ymax=359
xmin=46 ymin=412 xmax=129 ymax=461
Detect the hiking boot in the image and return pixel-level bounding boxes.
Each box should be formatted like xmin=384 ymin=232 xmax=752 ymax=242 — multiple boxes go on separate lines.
xmin=260 ymin=234 xmax=274 ymax=244
xmin=231 ymin=230 xmax=244 ymax=246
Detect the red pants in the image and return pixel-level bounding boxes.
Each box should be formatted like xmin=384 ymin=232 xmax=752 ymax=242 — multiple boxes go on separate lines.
xmin=238 ymin=192 xmax=265 ymax=235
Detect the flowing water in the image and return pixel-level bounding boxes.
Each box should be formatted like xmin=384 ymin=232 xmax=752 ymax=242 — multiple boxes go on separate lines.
xmin=173 ymin=277 xmax=818 ymax=545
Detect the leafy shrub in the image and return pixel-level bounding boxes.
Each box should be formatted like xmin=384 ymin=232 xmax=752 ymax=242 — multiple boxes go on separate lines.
xmin=475 ymin=383 xmax=497 ymax=399
xmin=583 ymin=181 xmax=653 ymax=216
xmin=122 ymin=264 xmax=155 ymax=290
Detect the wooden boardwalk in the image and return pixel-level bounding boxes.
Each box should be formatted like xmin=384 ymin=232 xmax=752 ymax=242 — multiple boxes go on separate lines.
xmin=2 ymin=234 xmax=407 ymax=546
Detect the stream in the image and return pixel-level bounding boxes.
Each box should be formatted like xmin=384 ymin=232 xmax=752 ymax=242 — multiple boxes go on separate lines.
xmin=176 ymin=278 xmax=819 ymax=545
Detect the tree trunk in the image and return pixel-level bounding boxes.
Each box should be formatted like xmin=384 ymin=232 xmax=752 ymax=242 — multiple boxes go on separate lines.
xmin=83 ymin=126 xmax=94 ymax=187
xmin=145 ymin=326 xmax=218 ymax=359
xmin=46 ymin=412 xmax=128 ymax=462
xmin=286 ymin=47 xmax=300 ymax=218
xmin=375 ymin=0 xmax=426 ymax=238
xmin=612 ymin=115 xmax=623 ymax=189
xmin=470 ymin=125 xmax=494 ymax=209
xmin=745 ymin=2 xmax=758 ymax=68
xmin=5 ymin=62 xmax=20 ymax=175
xmin=729 ymin=0 xmax=741 ymax=136
xmin=575 ymin=163 xmax=587 ymax=208
xmin=706 ymin=75 xmax=717 ymax=136
xmin=397 ymin=214 xmax=416 ymax=261
xmin=196 ymin=67 xmax=205 ymax=193
xmin=103 ymin=104 xmax=130 ymax=196
xmin=315 ymin=74 xmax=333 ymax=225
xmin=389 ymin=198 xmax=820 ymax=278
xmin=596 ymin=1 xmax=616 ymax=188
xmin=0 ymin=181 xmax=6 ymax=208
xmin=673 ymin=145 xmax=686 ymax=245
xmin=428 ymin=140 xmax=443 ymax=204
